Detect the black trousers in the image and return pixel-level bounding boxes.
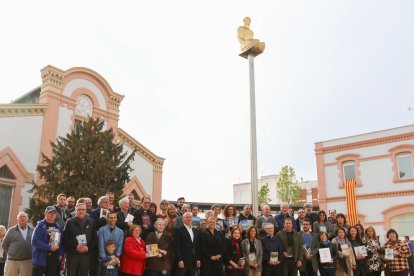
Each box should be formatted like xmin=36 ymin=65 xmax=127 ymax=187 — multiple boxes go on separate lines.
xmin=319 ymin=266 xmax=336 ymax=276
xmin=66 ymin=254 xmax=91 ymax=276
xmin=282 ymin=258 xmax=298 ymax=276
xmin=176 ymin=264 xmax=196 ymax=276
xmin=262 ymin=263 xmax=282 ymax=276
xmin=32 ymin=253 xmax=60 ymax=276
xmin=299 ymin=260 xmax=316 ymax=276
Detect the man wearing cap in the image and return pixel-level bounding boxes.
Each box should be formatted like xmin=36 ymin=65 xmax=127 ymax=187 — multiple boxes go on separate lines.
xmin=62 ymin=203 xmax=97 ymax=276
xmin=2 ymin=212 xmax=33 ymax=276
xmin=31 ymin=206 xmax=64 ymax=276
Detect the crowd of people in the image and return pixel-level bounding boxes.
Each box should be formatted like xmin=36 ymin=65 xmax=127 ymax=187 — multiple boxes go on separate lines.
xmin=0 ymin=193 xmax=413 ymax=276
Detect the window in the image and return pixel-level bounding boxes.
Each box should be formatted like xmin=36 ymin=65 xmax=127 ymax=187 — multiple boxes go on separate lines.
xmin=0 ymin=166 xmax=15 ymax=180
xmin=343 ymin=161 xmax=356 ymax=182
xmin=396 ymin=153 xmax=414 ymax=180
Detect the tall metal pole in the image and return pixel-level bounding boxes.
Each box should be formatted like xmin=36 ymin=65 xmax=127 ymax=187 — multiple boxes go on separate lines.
xmin=248 ymin=53 xmax=259 ymax=216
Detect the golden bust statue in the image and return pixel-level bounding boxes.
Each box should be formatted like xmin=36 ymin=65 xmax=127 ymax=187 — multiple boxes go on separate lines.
xmin=237 ymin=17 xmax=265 ymax=52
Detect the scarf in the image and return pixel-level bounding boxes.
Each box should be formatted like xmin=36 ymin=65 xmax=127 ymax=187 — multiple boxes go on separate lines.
xmin=336 ymin=237 xmax=350 ymax=273
xmin=231 ymin=238 xmax=241 ymax=258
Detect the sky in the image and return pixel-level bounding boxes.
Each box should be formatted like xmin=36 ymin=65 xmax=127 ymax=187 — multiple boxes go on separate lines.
xmin=1 ymin=1 xmax=413 ymax=203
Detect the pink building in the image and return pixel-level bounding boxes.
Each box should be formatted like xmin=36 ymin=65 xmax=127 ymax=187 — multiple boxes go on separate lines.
xmin=0 ymin=65 xmax=164 ymax=227
xmin=315 ymin=125 xmax=414 ymax=239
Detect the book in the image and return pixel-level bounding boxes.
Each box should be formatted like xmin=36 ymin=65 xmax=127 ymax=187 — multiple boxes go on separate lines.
xmin=192 ymin=217 xmax=201 ymax=229
xmin=49 ymin=231 xmax=61 ymax=247
xmin=319 ymin=225 xmax=327 ymax=233
xmin=319 ymin=248 xmax=332 ymax=263
xmin=385 ymin=248 xmax=394 ymax=260
xmin=240 ymin=220 xmax=254 ymax=231
xmin=248 ymin=253 xmax=257 ymax=263
xmin=146 ymin=244 xmax=159 ymax=257
xmin=340 ymin=244 xmax=350 ymax=256
xmin=215 ymin=220 xmax=224 ymax=231
xmin=270 ymin=252 xmax=278 ymax=262
xmin=76 ymin=234 xmax=87 ymax=246
xmin=124 ymin=214 xmax=134 ymax=223
xmin=354 ymin=246 xmax=368 ymax=257
xmin=100 ymin=208 xmax=109 ymax=219
xmin=142 ymin=215 xmax=150 ymax=226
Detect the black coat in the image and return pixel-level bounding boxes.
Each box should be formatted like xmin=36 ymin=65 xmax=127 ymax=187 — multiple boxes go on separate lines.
xmin=173 ymin=225 xmax=200 ymax=267
xmin=200 ymin=229 xmax=225 ymax=276
xmin=132 ymin=208 xmax=157 ymax=240
xmin=62 ymin=216 xmax=97 ymax=255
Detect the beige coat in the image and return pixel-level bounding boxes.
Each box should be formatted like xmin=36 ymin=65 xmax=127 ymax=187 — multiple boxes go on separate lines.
xmin=332 ymin=238 xmax=356 ymax=276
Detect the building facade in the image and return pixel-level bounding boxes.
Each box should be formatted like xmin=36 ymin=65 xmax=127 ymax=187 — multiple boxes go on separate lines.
xmin=0 ymin=65 xmax=164 ymax=227
xmin=315 ymin=125 xmax=414 ymax=239
xmin=233 ymin=174 xmax=318 ymax=205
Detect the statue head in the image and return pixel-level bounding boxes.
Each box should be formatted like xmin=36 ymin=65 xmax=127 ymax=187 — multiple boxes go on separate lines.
xmin=243 ymin=17 xmax=251 ymax=27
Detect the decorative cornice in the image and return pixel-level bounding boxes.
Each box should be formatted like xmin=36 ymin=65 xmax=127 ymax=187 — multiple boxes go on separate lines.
xmin=0 ymin=104 xmax=47 ymax=117
xmin=41 ymin=65 xmax=65 ymax=90
xmin=117 ymin=128 xmax=165 ymax=172
xmin=316 ymin=132 xmax=414 ymax=154
xmin=323 ymin=189 xmax=414 ymax=202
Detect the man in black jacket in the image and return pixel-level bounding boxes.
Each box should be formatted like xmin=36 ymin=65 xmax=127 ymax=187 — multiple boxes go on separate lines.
xmin=62 ymin=203 xmax=97 ymax=276
xmin=132 ymin=196 xmax=157 ymax=240
xmin=174 ymin=212 xmax=201 ymax=276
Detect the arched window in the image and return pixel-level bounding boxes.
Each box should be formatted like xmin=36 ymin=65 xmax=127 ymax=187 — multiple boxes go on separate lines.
xmin=336 ymin=154 xmax=362 ymax=188
xmin=396 ymin=152 xmax=414 ymax=180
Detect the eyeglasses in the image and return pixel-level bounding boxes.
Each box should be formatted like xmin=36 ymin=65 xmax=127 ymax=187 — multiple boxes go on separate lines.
xmin=77 ymin=209 xmax=87 ymax=211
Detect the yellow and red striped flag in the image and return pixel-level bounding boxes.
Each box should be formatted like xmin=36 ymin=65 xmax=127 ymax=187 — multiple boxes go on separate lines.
xmin=345 ymin=178 xmax=358 ymax=226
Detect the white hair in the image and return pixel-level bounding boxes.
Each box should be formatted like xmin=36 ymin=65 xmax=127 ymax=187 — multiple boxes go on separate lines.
xmin=97 ymin=196 xmax=109 ymax=205
xmin=119 ymin=196 xmax=129 ymax=206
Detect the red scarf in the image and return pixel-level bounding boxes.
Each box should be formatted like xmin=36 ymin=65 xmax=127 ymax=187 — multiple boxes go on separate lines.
xmin=231 ymin=238 xmax=241 ymax=258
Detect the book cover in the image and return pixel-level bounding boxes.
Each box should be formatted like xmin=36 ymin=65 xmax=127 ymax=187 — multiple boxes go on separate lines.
xmin=76 ymin=234 xmax=87 ymax=246
xmin=354 ymin=246 xmax=368 ymax=257
xmin=49 ymin=231 xmax=61 ymax=247
xmin=319 ymin=248 xmax=332 ymax=263
xmin=341 ymin=244 xmax=350 ymax=255
xmin=240 ymin=219 xmax=254 ymax=231
xmin=146 ymin=244 xmax=159 ymax=257
xmin=100 ymin=208 xmax=109 ymax=219
xmin=270 ymin=252 xmax=278 ymax=262
xmin=142 ymin=215 xmax=150 ymax=226
xmin=385 ymin=248 xmax=394 ymax=260
xmin=192 ymin=217 xmax=201 ymax=229
xmin=124 ymin=213 xmax=134 ymax=223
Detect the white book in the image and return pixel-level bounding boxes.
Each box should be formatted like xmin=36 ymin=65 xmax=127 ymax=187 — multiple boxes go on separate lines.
xmin=385 ymin=248 xmax=394 ymax=260
xmin=354 ymin=246 xmax=368 ymax=257
xmin=124 ymin=213 xmax=134 ymax=222
xmin=319 ymin=248 xmax=332 ymax=263
xmin=76 ymin=234 xmax=87 ymax=246
xmin=100 ymin=208 xmax=109 ymax=219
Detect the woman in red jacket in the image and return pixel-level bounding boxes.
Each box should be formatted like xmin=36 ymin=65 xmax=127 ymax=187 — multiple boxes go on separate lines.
xmin=121 ymin=225 xmax=147 ymax=276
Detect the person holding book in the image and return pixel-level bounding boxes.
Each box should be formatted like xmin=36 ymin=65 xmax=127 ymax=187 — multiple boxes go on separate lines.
xmin=191 ymin=205 xmax=201 ymax=229
xmin=382 ymin=229 xmax=411 ymax=276
xmin=313 ymin=211 xmax=334 ymax=240
xmin=99 ymin=240 xmax=119 ymax=276
xmin=200 ymin=216 xmax=225 ymax=276
xmin=364 ymin=227 xmax=383 ymax=276
xmin=261 ymin=223 xmax=284 ymax=276
xmin=275 ymin=217 xmax=304 ymax=276
xmin=211 ymin=204 xmax=225 ymax=232
xmin=355 ymin=224 xmax=366 ymax=243
xmin=238 ymin=205 xmax=256 ymax=240
xmin=348 ymin=226 xmax=369 ymax=276
xmin=332 ymin=227 xmax=356 ymax=276
xmin=224 ymin=228 xmax=245 ymax=276
xmin=98 ymin=212 xmax=124 ymax=274
xmin=116 ymin=197 xmax=135 ymax=238
xmin=299 ymin=218 xmax=318 ymax=276
xmin=316 ymin=232 xmax=338 ymax=276
xmin=145 ymin=218 xmax=174 ymax=276
xmin=241 ymin=226 xmax=263 ymax=276
xmin=62 ymin=203 xmax=98 ymax=276
xmin=120 ymin=225 xmax=147 ymax=276
xmin=223 ymin=205 xmax=239 ymax=239
xmin=133 ymin=196 xmax=157 ymax=240
xmin=31 ymin=206 xmax=64 ymax=276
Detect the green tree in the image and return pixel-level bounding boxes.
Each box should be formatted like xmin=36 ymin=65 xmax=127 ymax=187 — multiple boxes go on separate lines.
xmin=26 ymin=117 xmax=135 ymax=223
xmin=276 ymin=166 xmax=301 ymax=204
xmin=258 ymin=183 xmax=271 ymax=205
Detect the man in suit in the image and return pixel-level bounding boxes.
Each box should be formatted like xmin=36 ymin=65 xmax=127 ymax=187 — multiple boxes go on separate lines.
xmin=276 ymin=217 xmax=304 ymax=276
xmin=173 ymin=211 xmax=201 ymax=276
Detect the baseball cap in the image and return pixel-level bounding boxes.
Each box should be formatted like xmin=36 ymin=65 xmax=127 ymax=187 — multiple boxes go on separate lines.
xmin=45 ymin=206 xmax=57 ymax=213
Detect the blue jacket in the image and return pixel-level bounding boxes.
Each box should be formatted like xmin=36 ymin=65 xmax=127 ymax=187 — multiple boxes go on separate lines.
xmin=274 ymin=213 xmax=297 ymax=231
xmin=31 ymin=219 xmax=64 ymax=268
xmin=98 ymin=225 xmax=124 ymax=259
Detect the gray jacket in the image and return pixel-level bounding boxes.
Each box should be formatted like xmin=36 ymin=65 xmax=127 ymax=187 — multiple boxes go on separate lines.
xmin=241 ymin=238 xmax=263 ymax=272
xmin=2 ymin=225 xmax=33 ymax=260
